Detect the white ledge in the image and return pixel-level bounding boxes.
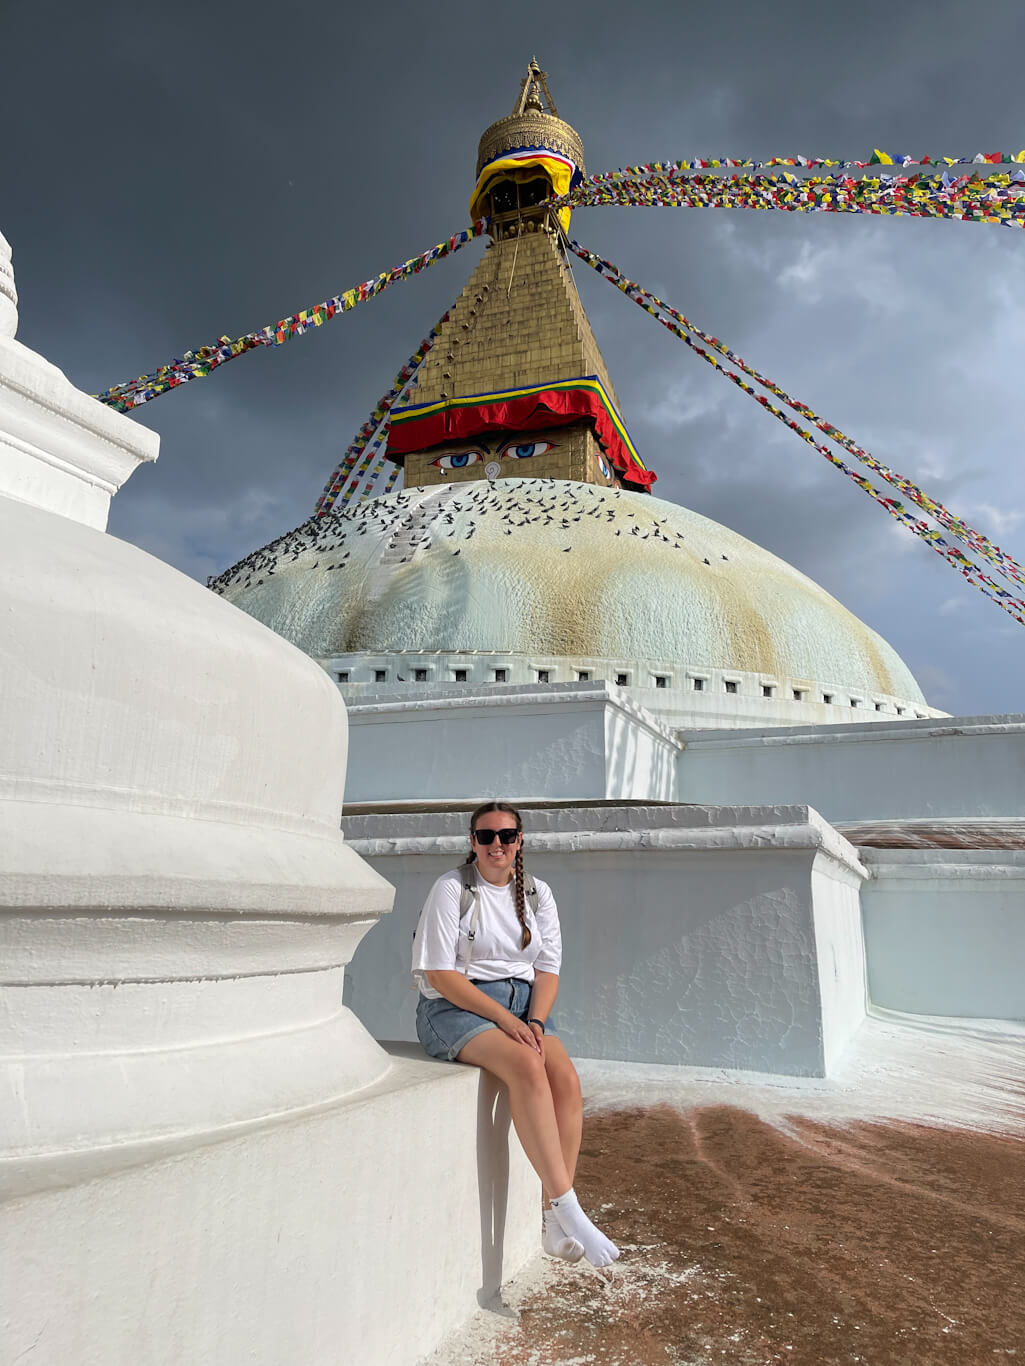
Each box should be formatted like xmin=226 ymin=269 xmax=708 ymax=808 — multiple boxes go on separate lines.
xmin=344 ymin=679 xmax=681 ymax=742
xmin=344 ymin=803 xmax=866 ymax=880
xmin=861 ymin=848 xmax=1025 ymax=881
xmin=682 ymin=713 xmax=1025 ymax=748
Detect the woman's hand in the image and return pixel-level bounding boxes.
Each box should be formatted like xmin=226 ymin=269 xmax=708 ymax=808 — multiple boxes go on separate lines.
xmin=528 ymin=1021 xmax=546 ymax=1062
xmin=498 ymin=1011 xmax=543 ymax=1053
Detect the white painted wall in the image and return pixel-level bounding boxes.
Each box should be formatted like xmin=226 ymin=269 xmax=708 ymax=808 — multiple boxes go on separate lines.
xmin=810 ymin=862 xmax=868 ymax=1072
xmin=678 ymin=716 xmax=1025 ymax=822
xmin=344 ymin=683 xmax=681 ymax=804
xmin=861 ymin=849 xmax=1025 ymax=1019
xmin=344 ymin=804 xmax=868 ymax=1078
xmin=605 ymin=699 xmax=680 ymax=799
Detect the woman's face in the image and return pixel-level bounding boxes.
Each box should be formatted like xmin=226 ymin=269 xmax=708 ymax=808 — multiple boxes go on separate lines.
xmin=471 ymin=809 xmax=523 ymax=882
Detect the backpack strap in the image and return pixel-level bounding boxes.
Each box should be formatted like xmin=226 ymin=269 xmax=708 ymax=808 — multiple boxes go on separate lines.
xmin=458 ymin=863 xmax=477 ymax=916
xmin=459 ymin=863 xmax=481 ymax=977
xmin=523 ymin=873 xmax=539 ymax=917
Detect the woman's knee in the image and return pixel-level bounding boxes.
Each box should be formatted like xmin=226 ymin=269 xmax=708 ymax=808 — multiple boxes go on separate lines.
xmin=547 ymin=1055 xmax=582 ymax=1104
xmin=459 ymin=1031 xmax=549 ymax=1089
xmin=507 ymin=1046 xmax=549 ymax=1090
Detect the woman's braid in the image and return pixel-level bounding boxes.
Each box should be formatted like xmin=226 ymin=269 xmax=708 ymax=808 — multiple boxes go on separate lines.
xmin=514 ymin=847 xmax=531 ymax=950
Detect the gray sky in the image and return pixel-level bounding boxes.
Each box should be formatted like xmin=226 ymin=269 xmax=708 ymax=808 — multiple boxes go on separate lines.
xmin=5 ymin=0 xmax=1024 ymax=714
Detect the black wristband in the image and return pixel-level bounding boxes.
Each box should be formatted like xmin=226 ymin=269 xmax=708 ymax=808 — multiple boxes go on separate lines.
xmin=527 ymin=1017 xmax=546 ymax=1033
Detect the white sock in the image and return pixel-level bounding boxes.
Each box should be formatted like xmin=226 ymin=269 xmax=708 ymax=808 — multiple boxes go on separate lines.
xmin=542 ymin=1208 xmax=584 ymax=1262
xmin=548 ymin=1189 xmax=620 ymax=1268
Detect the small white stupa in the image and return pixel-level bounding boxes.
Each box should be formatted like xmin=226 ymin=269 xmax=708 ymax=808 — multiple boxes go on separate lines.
xmin=0 ymin=228 xmax=536 ymax=1366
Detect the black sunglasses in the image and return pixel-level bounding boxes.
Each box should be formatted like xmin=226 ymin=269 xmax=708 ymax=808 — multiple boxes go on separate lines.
xmin=472 ymin=827 xmax=520 ymax=846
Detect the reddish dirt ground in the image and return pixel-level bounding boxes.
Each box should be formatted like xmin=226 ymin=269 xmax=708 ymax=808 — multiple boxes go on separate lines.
xmin=496 ymin=1104 xmax=1025 ymax=1366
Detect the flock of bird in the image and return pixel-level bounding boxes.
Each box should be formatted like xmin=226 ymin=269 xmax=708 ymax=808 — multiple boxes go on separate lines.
xmin=208 ymin=476 xmax=730 ymax=600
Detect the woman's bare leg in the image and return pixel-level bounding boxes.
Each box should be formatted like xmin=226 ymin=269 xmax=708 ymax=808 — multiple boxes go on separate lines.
xmin=539 ymin=1036 xmax=583 ymax=1204
xmin=459 ymin=1030 xmax=620 ymax=1268
xmin=457 ymin=1030 xmax=571 ymax=1198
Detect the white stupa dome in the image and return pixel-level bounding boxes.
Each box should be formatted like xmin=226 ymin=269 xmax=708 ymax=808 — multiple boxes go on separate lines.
xmin=213 ymin=479 xmax=930 ymax=717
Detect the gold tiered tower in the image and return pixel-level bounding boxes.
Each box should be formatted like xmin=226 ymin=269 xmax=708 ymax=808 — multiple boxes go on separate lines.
xmin=385 ymin=61 xmax=653 ymax=494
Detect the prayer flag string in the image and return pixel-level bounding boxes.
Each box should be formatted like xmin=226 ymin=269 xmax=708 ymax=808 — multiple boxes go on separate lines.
xmin=382 ymin=462 xmax=403 ymax=495
xmin=94 ymin=224 xmax=487 ymax=414
xmin=570 ymin=244 xmax=1025 ymax=592
xmin=555 ymin=168 xmax=1025 ymax=227
xmin=358 ymin=459 xmax=389 ymax=500
xmin=571 ymin=241 xmax=1025 ymax=628
xmin=93 ymin=151 xmax=1023 ymax=416
xmin=314 ymin=306 xmax=453 ymax=516
xmin=574 ymin=149 xmax=1025 ymax=182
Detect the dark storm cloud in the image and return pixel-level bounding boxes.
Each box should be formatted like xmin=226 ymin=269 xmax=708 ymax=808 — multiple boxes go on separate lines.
xmin=4 ymin=0 xmax=1024 ymax=713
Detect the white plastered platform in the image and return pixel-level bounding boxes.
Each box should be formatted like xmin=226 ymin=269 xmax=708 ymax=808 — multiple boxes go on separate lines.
xmin=2 ymin=1045 xmax=537 ymax=1366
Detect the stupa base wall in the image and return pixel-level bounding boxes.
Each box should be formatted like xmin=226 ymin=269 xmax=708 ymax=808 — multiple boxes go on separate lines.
xmin=860 ymin=848 xmax=1025 ymax=1019
xmin=0 ymin=1046 xmax=538 ymax=1366
xmin=677 ymin=714 xmax=1025 ymax=823
xmin=344 ymin=682 xmax=682 ymax=805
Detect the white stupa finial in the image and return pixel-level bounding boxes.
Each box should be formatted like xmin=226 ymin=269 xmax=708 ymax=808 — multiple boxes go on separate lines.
xmin=0 ymin=224 xmax=157 ymax=528
xmin=0 ymin=230 xmax=18 ymax=338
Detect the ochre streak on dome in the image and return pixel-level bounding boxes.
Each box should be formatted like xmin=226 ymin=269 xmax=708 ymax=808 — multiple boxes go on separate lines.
xmin=463 ymin=540 xmax=606 ymax=657
xmin=842 ymin=612 xmax=896 ymax=696
xmin=703 ymin=567 xmax=780 ymax=677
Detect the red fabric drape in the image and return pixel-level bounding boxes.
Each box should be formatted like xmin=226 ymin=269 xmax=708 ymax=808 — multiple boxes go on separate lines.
xmin=386 ymin=385 xmax=655 ymax=487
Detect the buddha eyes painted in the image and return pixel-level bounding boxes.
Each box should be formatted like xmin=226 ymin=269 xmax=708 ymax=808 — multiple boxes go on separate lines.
xmin=432 ymin=451 xmax=484 ymax=470
xmin=430 ymin=438 xmax=556 ymax=469
xmin=501 ymin=440 xmax=554 ymax=460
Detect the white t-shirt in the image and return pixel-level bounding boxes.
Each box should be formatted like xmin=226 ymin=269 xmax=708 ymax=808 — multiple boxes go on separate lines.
xmin=412 ymin=866 xmax=563 ymax=999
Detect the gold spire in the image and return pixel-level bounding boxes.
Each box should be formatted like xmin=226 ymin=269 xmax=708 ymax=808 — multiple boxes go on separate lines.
xmin=514 ymin=58 xmax=559 ymax=117
xmin=398 ymin=66 xmax=646 ymax=494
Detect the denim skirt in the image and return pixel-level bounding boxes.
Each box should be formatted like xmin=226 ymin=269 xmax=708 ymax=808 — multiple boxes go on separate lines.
xmin=416 ymin=977 xmax=558 ymax=1062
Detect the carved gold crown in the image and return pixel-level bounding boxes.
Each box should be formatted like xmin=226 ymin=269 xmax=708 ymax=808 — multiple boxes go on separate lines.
xmin=475 ymin=58 xmax=585 ymax=178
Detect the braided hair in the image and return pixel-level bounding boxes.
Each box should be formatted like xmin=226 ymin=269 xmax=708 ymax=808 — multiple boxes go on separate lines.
xmin=465 ymin=800 xmax=531 ymax=950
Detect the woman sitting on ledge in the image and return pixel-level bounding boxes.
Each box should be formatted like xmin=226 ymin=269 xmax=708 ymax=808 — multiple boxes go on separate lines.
xmin=412 ymin=800 xmax=620 ymax=1269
